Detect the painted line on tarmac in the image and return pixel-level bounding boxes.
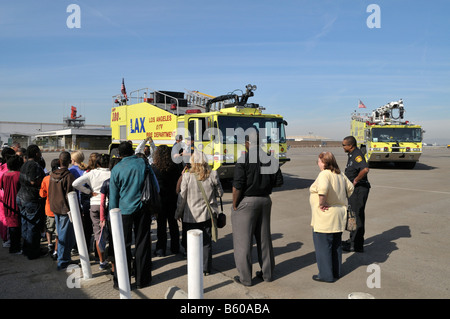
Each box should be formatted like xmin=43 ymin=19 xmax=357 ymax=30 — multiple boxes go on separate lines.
xmin=374 ymin=185 xmax=450 ymax=195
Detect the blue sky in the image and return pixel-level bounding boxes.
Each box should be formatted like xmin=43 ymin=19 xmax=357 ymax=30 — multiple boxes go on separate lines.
xmin=1 ymin=0 xmax=449 ymax=143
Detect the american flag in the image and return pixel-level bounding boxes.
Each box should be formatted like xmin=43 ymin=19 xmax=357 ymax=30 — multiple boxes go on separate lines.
xmin=358 ymin=99 xmax=366 ymax=108
xmin=121 ymin=78 xmax=127 ymax=99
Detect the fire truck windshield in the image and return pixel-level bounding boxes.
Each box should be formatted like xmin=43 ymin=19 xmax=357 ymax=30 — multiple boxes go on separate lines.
xmin=372 ymin=127 xmax=422 ymax=143
xmin=217 ymin=116 xmax=286 ymax=144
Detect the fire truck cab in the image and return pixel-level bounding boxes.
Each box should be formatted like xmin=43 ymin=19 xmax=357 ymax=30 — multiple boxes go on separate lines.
xmin=351 ymin=99 xmax=423 ymax=169
xmin=109 ymin=84 xmax=290 ymax=179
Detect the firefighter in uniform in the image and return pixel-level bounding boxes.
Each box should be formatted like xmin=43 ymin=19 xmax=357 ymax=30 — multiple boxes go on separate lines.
xmin=342 ymin=136 xmax=370 ymax=252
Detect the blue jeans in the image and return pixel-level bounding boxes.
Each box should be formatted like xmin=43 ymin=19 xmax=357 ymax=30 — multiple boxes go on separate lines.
xmin=54 ymin=214 xmax=76 ymax=269
xmin=312 ymin=231 xmax=342 ymax=282
xmin=17 ymin=197 xmax=43 ymax=260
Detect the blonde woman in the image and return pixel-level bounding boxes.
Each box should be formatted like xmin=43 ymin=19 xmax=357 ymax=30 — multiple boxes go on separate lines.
xmin=70 ymin=151 xmax=88 ymax=177
xmin=175 ymin=150 xmax=223 ymax=275
xmin=310 ymin=151 xmax=354 ymax=283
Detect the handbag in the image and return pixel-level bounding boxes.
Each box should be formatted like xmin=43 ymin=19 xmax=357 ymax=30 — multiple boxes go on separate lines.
xmin=98 ymin=225 xmax=108 ymax=253
xmin=346 ymin=205 xmax=357 ymax=232
xmin=141 ymin=166 xmax=161 ymax=215
xmin=217 ymin=197 xmax=226 ymax=229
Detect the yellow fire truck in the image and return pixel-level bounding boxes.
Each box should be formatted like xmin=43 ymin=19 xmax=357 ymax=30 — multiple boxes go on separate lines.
xmin=109 ymin=84 xmax=289 ymax=179
xmin=351 ymin=99 xmax=423 ymax=169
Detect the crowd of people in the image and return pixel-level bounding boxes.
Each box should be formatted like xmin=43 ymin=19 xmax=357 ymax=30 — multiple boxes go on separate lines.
xmin=0 ymin=133 xmax=369 ymax=291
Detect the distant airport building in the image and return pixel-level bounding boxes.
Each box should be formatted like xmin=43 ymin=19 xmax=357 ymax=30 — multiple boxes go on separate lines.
xmin=0 ymin=106 xmax=111 ymax=151
xmin=287 ymin=135 xmax=331 ymax=141
xmin=35 ymin=127 xmax=111 ymax=151
xmin=0 ymin=121 xmax=111 ymax=151
xmin=286 ymin=135 xmax=341 ymax=148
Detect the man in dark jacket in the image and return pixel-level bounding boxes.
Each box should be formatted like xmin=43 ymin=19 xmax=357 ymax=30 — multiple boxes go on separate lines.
xmin=17 ymin=145 xmax=46 ymax=259
xmin=342 ymin=136 xmax=370 ymax=253
xmin=49 ymin=151 xmax=76 ymax=270
xmin=231 ymin=128 xmax=283 ymax=286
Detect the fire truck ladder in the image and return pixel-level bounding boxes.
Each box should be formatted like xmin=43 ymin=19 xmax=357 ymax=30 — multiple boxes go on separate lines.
xmin=185 ymin=90 xmax=238 ymax=112
xmin=185 ymin=90 xmax=221 ymax=111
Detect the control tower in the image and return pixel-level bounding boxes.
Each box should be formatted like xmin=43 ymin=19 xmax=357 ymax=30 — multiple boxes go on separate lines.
xmin=63 ymin=106 xmax=85 ymax=128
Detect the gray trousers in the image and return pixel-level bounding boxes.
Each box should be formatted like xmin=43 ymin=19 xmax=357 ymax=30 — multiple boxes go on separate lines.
xmin=231 ymin=196 xmax=275 ymax=286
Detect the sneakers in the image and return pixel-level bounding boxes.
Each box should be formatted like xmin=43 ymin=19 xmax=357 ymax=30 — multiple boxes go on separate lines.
xmin=99 ymin=261 xmax=109 ymax=270
xmin=57 ymin=260 xmax=79 ymax=271
xmin=2 ymin=240 xmax=10 ymax=248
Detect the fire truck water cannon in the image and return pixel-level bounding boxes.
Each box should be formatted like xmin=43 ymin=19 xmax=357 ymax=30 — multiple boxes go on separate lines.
xmin=205 ymin=84 xmax=258 ymax=112
xmin=372 ymin=99 xmax=405 ymax=123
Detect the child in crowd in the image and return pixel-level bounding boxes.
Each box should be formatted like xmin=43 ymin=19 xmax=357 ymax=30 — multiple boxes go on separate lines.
xmin=100 ymin=156 xmax=121 ymax=286
xmin=40 ymin=158 xmax=60 ymax=259
xmin=72 ymin=153 xmax=111 ymax=270
xmin=0 ymin=147 xmax=16 ymax=247
xmin=0 ymin=155 xmax=24 ymax=253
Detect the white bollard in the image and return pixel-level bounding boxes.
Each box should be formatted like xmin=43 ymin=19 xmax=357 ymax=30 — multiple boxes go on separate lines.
xmin=110 ymin=208 xmax=131 ymax=299
xmin=67 ymin=191 xmax=92 ymax=279
xmin=187 ymin=229 xmax=203 ymax=299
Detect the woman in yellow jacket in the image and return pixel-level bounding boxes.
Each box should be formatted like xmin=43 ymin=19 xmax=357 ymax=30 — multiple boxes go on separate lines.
xmin=310 ymin=152 xmax=354 ymax=283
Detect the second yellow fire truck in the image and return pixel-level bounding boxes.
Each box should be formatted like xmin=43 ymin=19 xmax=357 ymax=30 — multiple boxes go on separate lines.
xmin=351 ymin=99 xmax=423 ymax=169
xmin=109 ymin=84 xmax=289 ymax=179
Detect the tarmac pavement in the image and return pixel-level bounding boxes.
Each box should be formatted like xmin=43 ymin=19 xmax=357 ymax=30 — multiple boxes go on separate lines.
xmin=1 ymin=147 xmax=449 ymax=304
